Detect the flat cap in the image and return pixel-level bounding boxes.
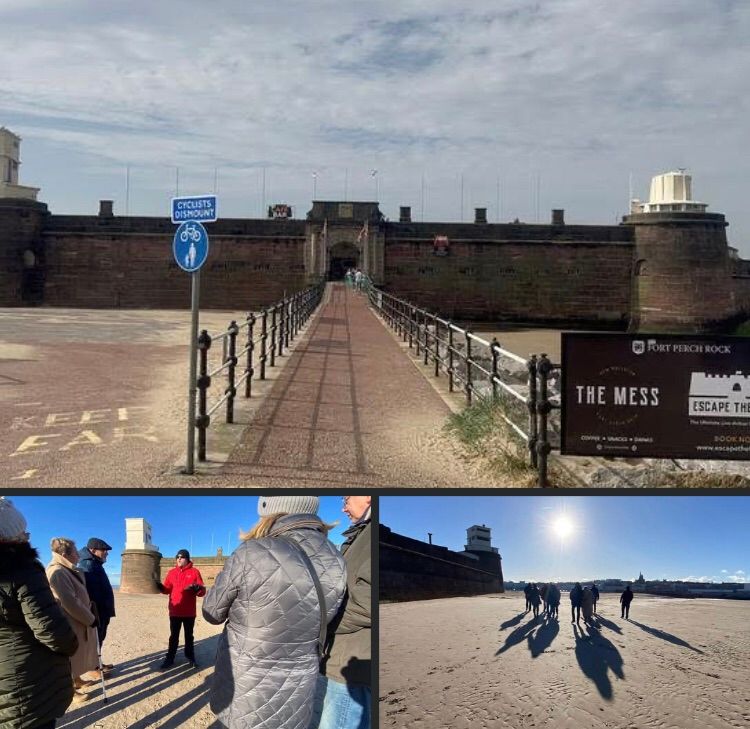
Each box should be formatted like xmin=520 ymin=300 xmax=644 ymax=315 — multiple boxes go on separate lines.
xmin=87 ymin=537 xmax=112 ymax=551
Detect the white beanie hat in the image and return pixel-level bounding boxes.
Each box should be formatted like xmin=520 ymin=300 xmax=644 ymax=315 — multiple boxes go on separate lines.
xmin=257 ymin=495 xmax=319 ymax=517
xmin=0 ymin=498 xmax=28 ymax=543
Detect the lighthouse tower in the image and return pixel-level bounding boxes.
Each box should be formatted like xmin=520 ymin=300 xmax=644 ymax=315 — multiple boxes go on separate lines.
xmin=625 ymin=170 xmax=735 ymax=332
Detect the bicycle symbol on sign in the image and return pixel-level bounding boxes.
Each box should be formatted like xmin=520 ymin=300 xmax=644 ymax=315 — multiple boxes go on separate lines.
xmin=180 ymin=223 xmax=202 ymax=243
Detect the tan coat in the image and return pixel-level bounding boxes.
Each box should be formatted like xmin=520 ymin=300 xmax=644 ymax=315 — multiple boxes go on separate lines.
xmin=46 ymin=553 xmax=98 ymax=678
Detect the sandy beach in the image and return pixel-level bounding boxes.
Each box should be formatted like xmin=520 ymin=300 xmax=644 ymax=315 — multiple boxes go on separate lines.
xmin=57 ymin=592 xmax=224 ymax=729
xmin=380 ymin=592 xmax=750 ymax=729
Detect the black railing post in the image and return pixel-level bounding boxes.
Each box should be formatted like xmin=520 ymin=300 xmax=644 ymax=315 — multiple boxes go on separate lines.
xmin=408 ymin=305 xmax=415 ymax=348
xmin=196 ymin=329 xmax=212 ymax=462
xmin=536 ymin=354 xmax=553 ymax=488
xmin=448 ymin=323 xmax=455 ymax=393
xmin=270 ymin=306 xmax=277 ymax=367
xmin=433 ymin=314 xmax=439 ymax=376
xmin=527 ymin=355 xmax=538 ymax=469
xmin=245 ymin=313 xmax=255 ymax=398
xmin=278 ymin=298 xmax=285 ymax=357
xmin=260 ymin=309 xmax=268 ymax=380
xmin=415 ymin=309 xmax=421 ymax=357
xmin=225 ymin=321 xmax=239 ymax=423
xmin=491 ymin=337 xmax=500 ymax=400
xmin=465 ymin=330 xmax=473 ymax=404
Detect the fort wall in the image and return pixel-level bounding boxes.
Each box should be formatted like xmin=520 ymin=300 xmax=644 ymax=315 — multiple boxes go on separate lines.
xmin=41 ymin=214 xmax=307 ymax=309
xmin=380 ymin=525 xmax=504 ymax=602
xmin=1 ymin=197 xmax=748 ymax=332
xmin=382 ymin=222 xmax=634 ymax=325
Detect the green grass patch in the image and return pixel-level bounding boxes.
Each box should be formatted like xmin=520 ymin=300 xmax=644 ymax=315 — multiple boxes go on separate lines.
xmin=732 ymin=319 xmax=750 ymax=336
xmin=445 ymin=397 xmax=538 ymax=484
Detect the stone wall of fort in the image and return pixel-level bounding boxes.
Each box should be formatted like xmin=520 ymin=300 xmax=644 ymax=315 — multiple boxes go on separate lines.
xmin=381 ymin=221 xmax=634 ymax=325
xmin=159 ymin=552 xmax=228 ymax=588
xmin=380 ymin=525 xmax=504 ymax=602
xmin=1 ymin=197 xmax=749 ymax=332
xmin=41 ymin=213 xmax=308 ymax=310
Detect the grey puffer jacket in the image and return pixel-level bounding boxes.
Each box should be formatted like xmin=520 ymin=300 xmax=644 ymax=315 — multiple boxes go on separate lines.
xmin=202 ymin=514 xmax=346 ymax=729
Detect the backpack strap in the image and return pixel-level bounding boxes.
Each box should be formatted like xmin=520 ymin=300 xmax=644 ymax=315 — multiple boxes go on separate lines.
xmin=276 ymin=536 xmax=327 ymax=657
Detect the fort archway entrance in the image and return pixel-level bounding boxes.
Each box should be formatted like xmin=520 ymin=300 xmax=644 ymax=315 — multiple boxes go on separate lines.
xmin=328 ymin=242 xmax=359 ymax=280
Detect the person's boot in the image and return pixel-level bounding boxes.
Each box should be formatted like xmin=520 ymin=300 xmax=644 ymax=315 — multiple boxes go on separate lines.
xmin=159 ymin=655 xmax=175 ymax=670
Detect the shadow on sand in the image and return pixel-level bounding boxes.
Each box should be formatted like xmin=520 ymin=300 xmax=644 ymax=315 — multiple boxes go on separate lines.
xmin=573 ymin=623 xmax=624 ymax=700
xmin=495 ymin=616 xmax=538 ymax=655
xmin=59 ymin=635 xmax=220 ymax=728
xmin=527 ymin=614 xmax=559 ymax=658
xmin=628 ymin=619 xmax=705 ymax=654
xmin=590 ymin=614 xmax=623 ymax=634
xmin=499 ymin=611 xmax=528 ymax=631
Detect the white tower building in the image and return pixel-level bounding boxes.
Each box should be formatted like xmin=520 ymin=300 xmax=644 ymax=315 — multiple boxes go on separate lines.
xmin=630 ymin=170 xmax=707 ymax=214
xmin=124 ymin=517 xmax=159 ymax=552
xmin=0 ymin=127 xmax=39 ymax=200
xmin=464 ymin=524 xmax=499 ymax=554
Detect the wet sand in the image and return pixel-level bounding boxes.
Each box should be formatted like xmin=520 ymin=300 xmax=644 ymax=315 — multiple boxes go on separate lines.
xmin=380 ymin=592 xmax=750 ymax=728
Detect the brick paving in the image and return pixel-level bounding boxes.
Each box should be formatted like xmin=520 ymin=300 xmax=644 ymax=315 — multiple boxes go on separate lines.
xmin=218 ymin=284 xmax=496 ymax=487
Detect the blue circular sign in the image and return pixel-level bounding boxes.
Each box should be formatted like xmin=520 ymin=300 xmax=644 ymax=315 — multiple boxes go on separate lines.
xmin=173 ymin=221 xmax=209 ymax=272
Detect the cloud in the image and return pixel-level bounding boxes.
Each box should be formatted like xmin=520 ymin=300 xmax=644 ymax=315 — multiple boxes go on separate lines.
xmin=1 ymin=1 xmax=750 ymax=252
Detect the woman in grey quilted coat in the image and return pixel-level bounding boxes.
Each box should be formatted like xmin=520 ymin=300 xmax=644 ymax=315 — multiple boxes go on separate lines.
xmin=203 ymin=496 xmax=346 ymax=729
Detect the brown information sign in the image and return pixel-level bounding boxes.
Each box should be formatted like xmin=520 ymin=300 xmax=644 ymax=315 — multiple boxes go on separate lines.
xmin=561 ymin=333 xmax=750 ymax=460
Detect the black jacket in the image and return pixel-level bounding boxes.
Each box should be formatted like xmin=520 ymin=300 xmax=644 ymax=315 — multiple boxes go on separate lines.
xmin=0 ymin=542 xmax=78 ymax=728
xmin=78 ymin=548 xmax=115 ymax=619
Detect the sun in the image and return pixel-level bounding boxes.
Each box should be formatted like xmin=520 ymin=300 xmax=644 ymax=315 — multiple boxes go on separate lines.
xmin=552 ymin=514 xmax=574 ymax=540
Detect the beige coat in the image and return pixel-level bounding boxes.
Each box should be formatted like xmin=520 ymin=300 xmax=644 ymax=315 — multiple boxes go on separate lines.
xmin=46 ymin=553 xmax=98 ymax=678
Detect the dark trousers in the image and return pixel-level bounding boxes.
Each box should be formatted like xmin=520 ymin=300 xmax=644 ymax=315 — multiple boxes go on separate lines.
xmin=167 ymin=617 xmax=195 ymax=660
xmin=571 ymin=605 xmax=581 ymax=622
xmin=621 ymin=603 xmax=631 ymax=619
xmin=97 ymin=616 xmax=110 ymax=646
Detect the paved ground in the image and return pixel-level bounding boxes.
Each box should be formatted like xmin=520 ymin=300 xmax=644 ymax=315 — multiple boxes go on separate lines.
xmin=0 ymin=293 xmax=499 ymax=487
xmin=0 ymin=308 xmax=242 ymax=487
xmin=213 ymin=285 xmax=496 ymax=487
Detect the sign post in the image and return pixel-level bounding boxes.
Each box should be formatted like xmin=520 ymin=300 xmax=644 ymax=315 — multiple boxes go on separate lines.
xmin=172 ymin=196 xmax=216 ymax=474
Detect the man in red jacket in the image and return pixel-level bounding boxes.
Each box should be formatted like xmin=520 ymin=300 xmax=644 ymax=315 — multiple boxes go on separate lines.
xmin=156 ymin=549 xmax=206 ymax=670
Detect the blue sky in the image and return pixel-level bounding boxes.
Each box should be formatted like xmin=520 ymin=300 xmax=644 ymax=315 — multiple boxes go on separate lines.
xmin=1 ymin=1 xmax=749 ymax=255
xmin=10 ymin=495 xmax=352 ymax=586
xmin=381 ymin=496 xmax=750 ymax=584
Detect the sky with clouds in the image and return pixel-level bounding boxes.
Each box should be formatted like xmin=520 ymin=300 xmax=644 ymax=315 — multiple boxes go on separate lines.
xmin=2 ymin=1 xmax=749 ymax=254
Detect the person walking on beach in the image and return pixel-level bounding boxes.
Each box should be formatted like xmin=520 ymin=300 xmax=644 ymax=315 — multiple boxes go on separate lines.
xmin=0 ymin=498 xmax=79 ymax=729
xmin=523 ymin=582 xmax=532 ymax=612
xmin=156 ymin=549 xmax=205 ymax=669
xmin=570 ymin=582 xmax=583 ymax=624
xmin=581 ymin=586 xmax=594 ymax=623
xmin=203 ymin=496 xmax=346 ymax=729
xmin=529 ymin=583 xmax=542 ymax=618
xmin=547 ymin=583 xmax=560 ymax=619
xmin=620 ymin=585 xmax=634 ymax=619
xmin=78 ymin=537 xmax=115 ymax=677
xmin=46 ymin=538 xmax=99 ymax=704
xmin=310 ymin=495 xmax=372 ymax=729
xmin=539 ymin=583 xmax=549 ymax=614
xmin=591 ymin=583 xmax=599 ymax=614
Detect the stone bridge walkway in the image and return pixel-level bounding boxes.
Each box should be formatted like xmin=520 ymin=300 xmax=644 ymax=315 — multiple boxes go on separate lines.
xmin=215 ymin=284 xmax=497 ymax=487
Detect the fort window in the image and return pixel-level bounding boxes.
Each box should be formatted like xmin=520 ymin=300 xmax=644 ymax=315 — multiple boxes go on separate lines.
xmin=635 ymin=259 xmax=647 ymax=276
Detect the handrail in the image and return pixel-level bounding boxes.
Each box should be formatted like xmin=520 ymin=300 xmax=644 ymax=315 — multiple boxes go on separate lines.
xmin=364 ymin=277 xmax=560 ymax=486
xmin=187 ymin=281 xmax=326 ymax=467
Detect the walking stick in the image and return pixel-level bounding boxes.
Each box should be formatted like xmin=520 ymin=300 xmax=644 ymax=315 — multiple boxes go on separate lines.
xmin=95 ymin=629 xmax=109 ymax=704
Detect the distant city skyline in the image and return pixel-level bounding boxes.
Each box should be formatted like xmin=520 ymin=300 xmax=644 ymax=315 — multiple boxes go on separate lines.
xmin=10 ymin=495 xmax=351 ymax=586
xmin=1 ymin=2 xmax=749 ymax=255
xmin=380 ymin=496 xmax=750 ymax=584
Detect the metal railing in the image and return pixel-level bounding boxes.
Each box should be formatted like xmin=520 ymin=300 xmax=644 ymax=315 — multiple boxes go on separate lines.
xmin=365 ymin=280 xmax=561 ymax=486
xmin=187 ymin=281 xmax=325 ymax=469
